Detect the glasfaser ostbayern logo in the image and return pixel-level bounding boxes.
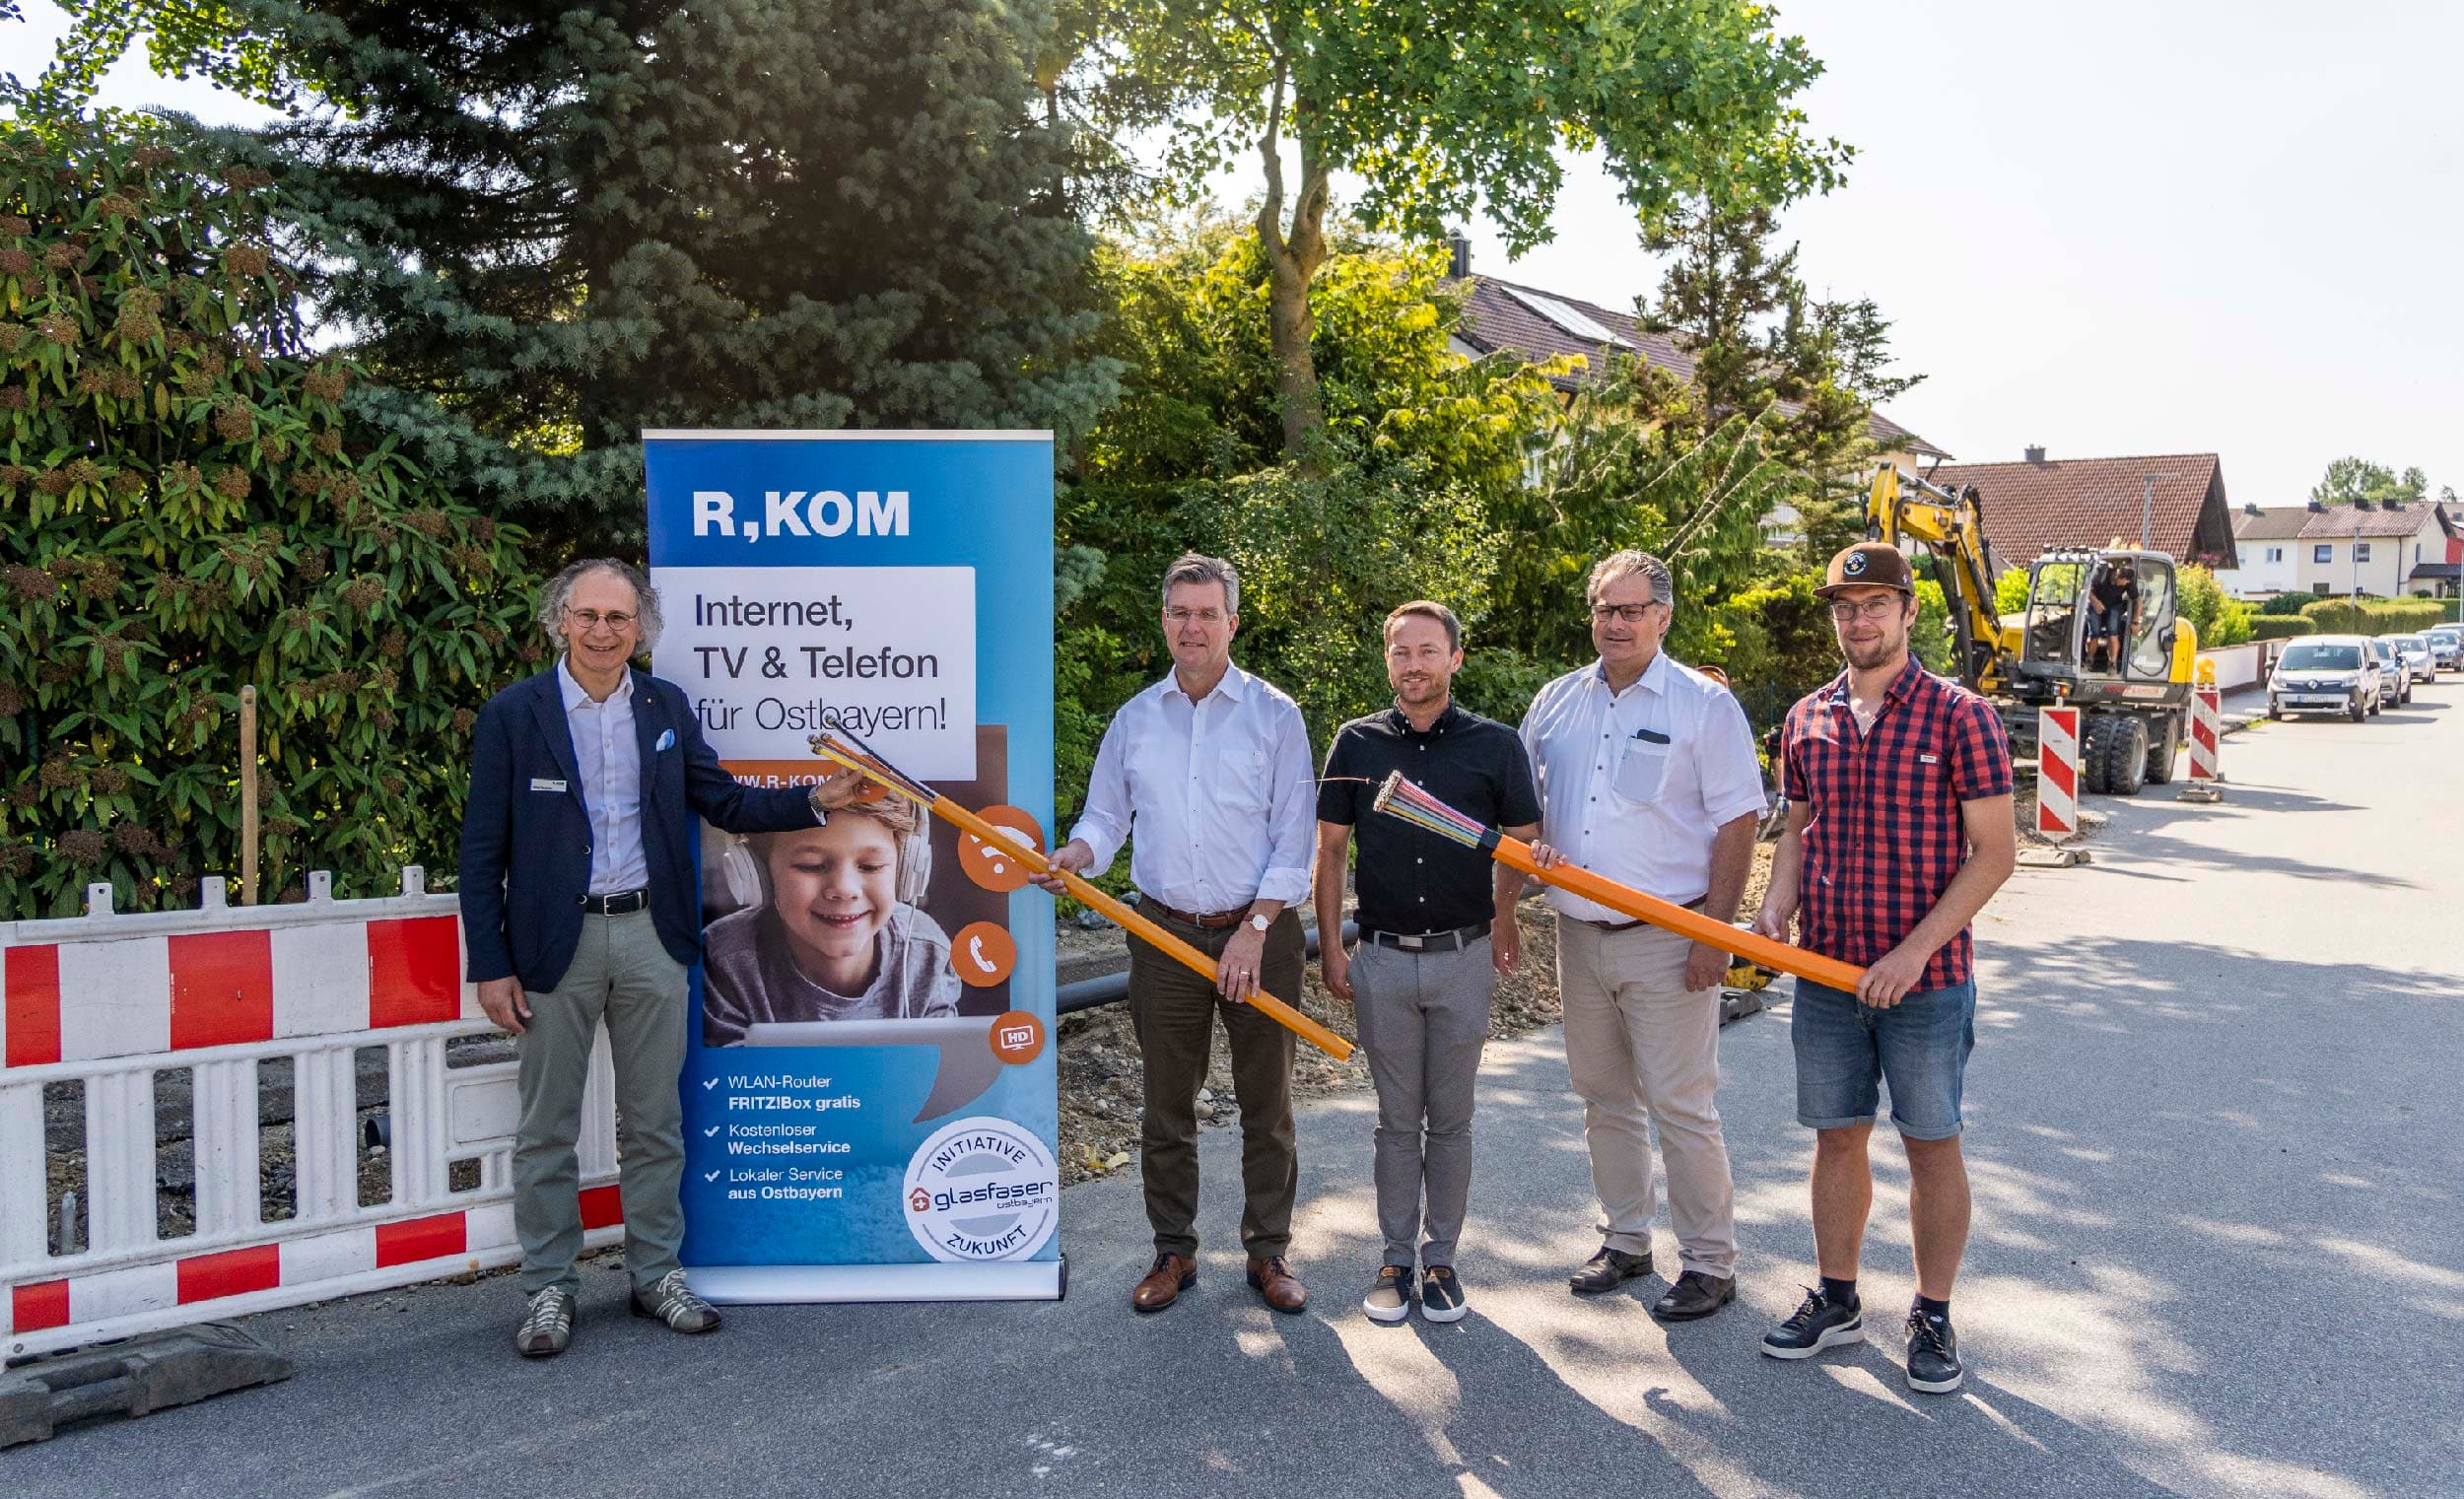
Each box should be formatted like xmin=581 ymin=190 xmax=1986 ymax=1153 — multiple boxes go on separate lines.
xmin=903 ymin=1116 xmax=1060 ymax=1262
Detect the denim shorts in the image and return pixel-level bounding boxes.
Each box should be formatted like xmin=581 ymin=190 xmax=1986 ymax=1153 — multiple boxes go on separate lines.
xmin=1791 ymin=978 xmax=1976 ymax=1140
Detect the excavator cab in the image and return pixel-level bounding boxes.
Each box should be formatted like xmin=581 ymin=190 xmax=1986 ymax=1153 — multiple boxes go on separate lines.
xmin=2007 ymin=547 xmax=2187 ymax=705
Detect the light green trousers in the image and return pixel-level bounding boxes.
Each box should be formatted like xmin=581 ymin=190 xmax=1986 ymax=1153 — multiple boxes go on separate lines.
xmin=513 ymin=910 xmax=689 ymax=1296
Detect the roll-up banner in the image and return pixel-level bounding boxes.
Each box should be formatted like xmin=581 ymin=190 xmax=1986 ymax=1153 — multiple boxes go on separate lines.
xmin=645 ymin=431 xmax=1062 ymax=1303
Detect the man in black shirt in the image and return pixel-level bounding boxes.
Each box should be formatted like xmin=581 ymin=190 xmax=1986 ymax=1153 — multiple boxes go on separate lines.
xmin=1316 ymin=601 xmax=1540 ymax=1325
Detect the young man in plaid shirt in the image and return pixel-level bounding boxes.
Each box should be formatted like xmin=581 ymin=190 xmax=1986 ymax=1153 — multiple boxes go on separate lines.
xmin=1752 ymin=541 xmax=2017 ymax=1394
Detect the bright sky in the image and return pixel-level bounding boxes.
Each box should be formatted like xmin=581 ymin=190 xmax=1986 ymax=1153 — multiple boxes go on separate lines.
xmin=10 ymin=0 xmax=2457 ymax=508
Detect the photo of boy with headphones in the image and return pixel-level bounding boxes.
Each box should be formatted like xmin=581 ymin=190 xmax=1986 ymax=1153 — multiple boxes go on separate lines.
xmin=701 ymin=794 xmax=964 ymax=1045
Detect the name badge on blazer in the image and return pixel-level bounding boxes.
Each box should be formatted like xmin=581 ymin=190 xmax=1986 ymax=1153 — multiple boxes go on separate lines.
xmin=530 ymin=778 xmax=569 ymax=792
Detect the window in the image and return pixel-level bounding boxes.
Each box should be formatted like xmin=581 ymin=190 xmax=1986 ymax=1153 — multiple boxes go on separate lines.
xmin=2416 ymin=543 xmax=2424 ymax=563
xmin=2313 ymin=581 xmax=2331 ymax=595
xmin=2313 ymin=544 xmax=2333 ymax=564
xmin=2265 ymin=547 xmax=2284 ymax=563
xmin=2356 ymin=542 xmax=2371 ymax=563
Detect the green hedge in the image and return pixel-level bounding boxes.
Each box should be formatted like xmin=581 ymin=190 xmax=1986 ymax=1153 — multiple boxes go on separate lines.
xmin=2299 ymin=598 xmax=2447 ymax=636
xmin=2247 ymin=616 xmax=2316 ymax=641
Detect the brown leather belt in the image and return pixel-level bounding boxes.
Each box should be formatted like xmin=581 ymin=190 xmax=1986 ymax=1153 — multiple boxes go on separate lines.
xmin=1575 ymin=893 xmax=1705 ymax=932
xmin=1139 ymin=896 xmax=1252 ymax=930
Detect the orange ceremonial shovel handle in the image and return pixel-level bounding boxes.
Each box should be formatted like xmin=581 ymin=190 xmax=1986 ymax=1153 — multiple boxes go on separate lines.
xmin=808 ymin=742 xmax=1353 ymax=1061
xmin=1490 ymin=837 xmax=1868 ymax=994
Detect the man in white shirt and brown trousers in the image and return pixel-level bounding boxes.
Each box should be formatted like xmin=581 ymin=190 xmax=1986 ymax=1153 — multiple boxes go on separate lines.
xmin=1521 ymin=550 xmax=1766 ymax=1321
xmin=1038 ymin=553 xmax=1318 ymax=1314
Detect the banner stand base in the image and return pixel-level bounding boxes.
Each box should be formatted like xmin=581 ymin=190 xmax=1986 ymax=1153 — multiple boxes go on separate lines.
xmin=688 ymin=1258 xmax=1065 ymax=1305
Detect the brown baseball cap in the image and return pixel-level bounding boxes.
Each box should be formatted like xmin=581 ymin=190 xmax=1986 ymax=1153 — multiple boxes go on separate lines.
xmin=1814 ymin=541 xmax=1915 ymax=597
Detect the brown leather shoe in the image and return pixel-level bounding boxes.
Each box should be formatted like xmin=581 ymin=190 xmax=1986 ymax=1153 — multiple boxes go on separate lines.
xmin=1132 ymin=1253 xmax=1197 ymax=1313
xmin=1246 ymin=1255 xmax=1307 ymax=1314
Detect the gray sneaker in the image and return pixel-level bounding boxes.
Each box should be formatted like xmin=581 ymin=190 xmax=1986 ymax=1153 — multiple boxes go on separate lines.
xmin=631 ymin=1268 xmax=722 ymax=1333
xmin=515 ymin=1286 xmax=575 ymax=1358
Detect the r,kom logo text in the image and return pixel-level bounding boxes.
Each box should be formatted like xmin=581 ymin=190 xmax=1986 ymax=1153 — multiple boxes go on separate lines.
xmin=692 ymin=489 xmax=912 ymax=540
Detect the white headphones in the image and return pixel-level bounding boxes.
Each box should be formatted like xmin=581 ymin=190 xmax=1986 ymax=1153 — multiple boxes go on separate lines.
xmin=719 ymin=819 xmax=932 ymax=909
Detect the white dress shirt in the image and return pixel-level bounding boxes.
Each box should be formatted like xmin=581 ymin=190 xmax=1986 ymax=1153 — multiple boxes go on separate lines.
xmin=557 ymin=656 xmax=650 ymax=895
xmin=1519 ymin=652 xmax=1766 ymax=922
xmin=1067 ymin=662 xmax=1316 ymax=913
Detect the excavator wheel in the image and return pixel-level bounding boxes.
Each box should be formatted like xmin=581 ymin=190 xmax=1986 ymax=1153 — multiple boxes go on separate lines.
xmin=2144 ymin=711 xmax=2181 ymax=785
xmin=2080 ymin=713 xmax=2149 ymax=797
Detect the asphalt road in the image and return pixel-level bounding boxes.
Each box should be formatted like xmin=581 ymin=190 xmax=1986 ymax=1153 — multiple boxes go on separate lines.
xmin=13 ymin=684 xmax=2461 ymax=1498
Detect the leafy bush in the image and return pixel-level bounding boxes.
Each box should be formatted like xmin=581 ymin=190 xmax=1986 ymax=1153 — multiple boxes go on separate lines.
xmin=0 ymin=124 xmax=544 ymax=918
xmin=1994 ymin=566 xmax=2030 ymax=617
xmin=2256 ymin=591 xmax=2311 ymax=616
xmin=1912 ymin=579 xmax=1956 ymax=676
xmin=2247 ymin=616 xmax=2316 ymax=641
xmin=1716 ymin=568 xmax=1840 ymax=732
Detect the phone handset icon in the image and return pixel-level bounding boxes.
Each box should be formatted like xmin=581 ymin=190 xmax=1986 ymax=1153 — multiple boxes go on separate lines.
xmin=951 ymin=921 xmax=1017 ymax=987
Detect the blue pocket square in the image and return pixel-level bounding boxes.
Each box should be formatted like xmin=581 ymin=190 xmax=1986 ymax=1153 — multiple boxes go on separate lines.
xmin=654 ymin=728 xmax=676 ymax=752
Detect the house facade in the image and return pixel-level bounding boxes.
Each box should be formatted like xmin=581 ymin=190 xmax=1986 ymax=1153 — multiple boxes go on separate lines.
xmin=2291 ymin=502 xmax=2458 ymax=597
xmin=2213 ymin=505 xmax=2308 ymax=596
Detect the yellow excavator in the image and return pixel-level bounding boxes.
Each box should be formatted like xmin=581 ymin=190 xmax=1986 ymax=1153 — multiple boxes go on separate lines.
xmin=1866 ymin=463 xmax=2199 ymax=794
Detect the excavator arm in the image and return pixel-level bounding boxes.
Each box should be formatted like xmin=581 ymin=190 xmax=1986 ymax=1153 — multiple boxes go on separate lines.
xmin=1866 ymin=463 xmax=2019 ymax=692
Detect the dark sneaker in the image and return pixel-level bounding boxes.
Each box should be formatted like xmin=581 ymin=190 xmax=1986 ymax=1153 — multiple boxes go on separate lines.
xmin=631 ymin=1268 xmax=722 ymax=1333
xmin=1650 ymin=1269 xmax=1737 ymax=1322
xmin=1362 ymin=1265 xmax=1414 ymax=1325
xmin=515 ymin=1285 xmax=575 ymax=1358
xmin=1568 ymin=1246 xmax=1653 ymax=1296
xmin=1904 ymin=1309 xmax=1963 ymax=1394
xmin=1419 ymin=1265 xmax=1468 ymax=1325
xmin=1760 ymin=1285 xmax=1864 ymax=1359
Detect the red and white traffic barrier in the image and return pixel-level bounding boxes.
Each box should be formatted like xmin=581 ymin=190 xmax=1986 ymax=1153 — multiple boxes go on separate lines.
xmin=2035 ymin=707 xmax=2080 ymax=839
xmin=2188 ymin=688 xmax=2222 ymax=782
xmin=3 ymin=870 xmax=620 ymax=1360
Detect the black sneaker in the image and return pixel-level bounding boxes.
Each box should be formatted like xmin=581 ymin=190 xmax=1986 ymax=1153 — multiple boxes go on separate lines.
xmin=1759 ymin=1285 xmax=1864 ymax=1359
xmin=1419 ymin=1265 xmax=1468 ymax=1324
xmin=1904 ymin=1308 xmax=1963 ymax=1393
xmin=1362 ymin=1265 xmax=1413 ymax=1325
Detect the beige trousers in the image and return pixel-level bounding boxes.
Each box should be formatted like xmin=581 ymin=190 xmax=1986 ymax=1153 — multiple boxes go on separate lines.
xmin=1555 ymin=916 xmax=1738 ymax=1277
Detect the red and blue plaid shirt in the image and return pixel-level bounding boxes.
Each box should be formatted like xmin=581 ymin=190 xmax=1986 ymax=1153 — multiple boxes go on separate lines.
xmin=1781 ymin=656 xmax=2013 ymax=989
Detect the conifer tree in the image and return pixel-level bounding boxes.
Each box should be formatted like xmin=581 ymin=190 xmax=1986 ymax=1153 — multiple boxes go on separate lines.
xmin=30 ymin=0 xmax=1120 ymax=555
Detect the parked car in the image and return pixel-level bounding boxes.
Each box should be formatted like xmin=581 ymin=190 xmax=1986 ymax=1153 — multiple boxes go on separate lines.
xmin=2426 ymin=625 xmax=2464 ymax=670
xmin=2268 ymin=636 xmax=2382 ymax=721
xmin=2366 ymin=636 xmax=2409 ymax=706
xmin=2375 ymin=631 xmax=2434 ymax=685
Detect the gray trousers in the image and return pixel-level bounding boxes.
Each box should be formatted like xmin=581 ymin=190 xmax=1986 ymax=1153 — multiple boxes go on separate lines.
xmin=513 ymin=910 xmax=689 ymax=1296
xmin=1350 ymin=935 xmax=1493 ymax=1270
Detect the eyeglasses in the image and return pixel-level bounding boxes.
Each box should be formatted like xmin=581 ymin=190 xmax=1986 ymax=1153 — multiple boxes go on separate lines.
xmin=564 ymin=607 xmax=638 ymax=632
xmin=1590 ymin=601 xmax=1664 ymax=624
xmin=1164 ymin=607 xmax=1227 ymax=626
xmin=1827 ymin=597 xmax=1905 ymax=623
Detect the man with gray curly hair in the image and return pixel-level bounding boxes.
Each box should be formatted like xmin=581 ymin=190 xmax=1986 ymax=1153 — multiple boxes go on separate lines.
xmin=461 ymin=557 xmax=864 ymax=1358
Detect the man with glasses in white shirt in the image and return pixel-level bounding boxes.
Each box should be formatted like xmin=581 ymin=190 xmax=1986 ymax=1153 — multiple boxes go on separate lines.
xmin=1037 ymin=553 xmax=1317 ymax=1315
xmin=1520 ymin=550 xmax=1766 ymax=1321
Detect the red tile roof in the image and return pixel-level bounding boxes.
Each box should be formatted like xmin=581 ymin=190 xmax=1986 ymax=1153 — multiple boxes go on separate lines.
xmin=1451 ymin=275 xmax=1946 ymax=459
xmin=1927 ymin=452 xmax=2234 ymax=570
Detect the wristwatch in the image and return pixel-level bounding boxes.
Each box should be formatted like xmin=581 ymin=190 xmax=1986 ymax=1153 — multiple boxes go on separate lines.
xmin=805 ymin=784 xmax=832 ymax=824
xmin=1248 ymin=912 xmax=1270 ymax=933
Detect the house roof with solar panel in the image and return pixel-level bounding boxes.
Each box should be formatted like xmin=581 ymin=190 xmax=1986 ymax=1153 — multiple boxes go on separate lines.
xmin=1447 ymin=267 xmax=1947 ymax=463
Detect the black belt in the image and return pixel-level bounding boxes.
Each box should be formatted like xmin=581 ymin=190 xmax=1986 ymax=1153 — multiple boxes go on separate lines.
xmin=1574 ymin=894 xmax=1704 ymax=932
xmin=581 ymin=889 xmax=650 ymax=916
xmin=1362 ymin=921 xmax=1490 ymax=954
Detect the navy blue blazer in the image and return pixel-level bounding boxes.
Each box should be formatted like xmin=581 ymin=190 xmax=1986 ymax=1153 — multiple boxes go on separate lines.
xmin=458 ymin=664 xmax=818 ymax=992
